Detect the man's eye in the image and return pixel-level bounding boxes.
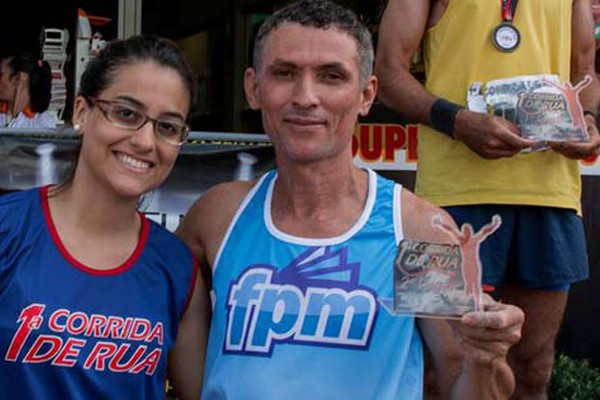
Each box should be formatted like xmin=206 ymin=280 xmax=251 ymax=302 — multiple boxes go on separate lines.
xmin=273 ymin=69 xmax=293 ymax=78
xmin=321 ymin=72 xmax=345 ymax=82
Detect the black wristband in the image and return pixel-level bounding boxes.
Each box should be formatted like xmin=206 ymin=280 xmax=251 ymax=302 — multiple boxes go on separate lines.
xmin=430 ymin=98 xmax=463 ymax=139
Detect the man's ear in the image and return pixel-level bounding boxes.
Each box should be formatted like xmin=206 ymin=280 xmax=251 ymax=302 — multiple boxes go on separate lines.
xmin=244 ymin=67 xmax=261 ymax=110
xmin=358 ymin=75 xmax=378 ymax=117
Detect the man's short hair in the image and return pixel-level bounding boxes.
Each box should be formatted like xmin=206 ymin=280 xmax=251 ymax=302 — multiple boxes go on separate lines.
xmin=253 ymin=0 xmax=374 ymax=86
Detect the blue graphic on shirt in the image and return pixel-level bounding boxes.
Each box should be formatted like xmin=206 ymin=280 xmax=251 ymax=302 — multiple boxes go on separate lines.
xmin=225 ymin=246 xmax=379 ymax=356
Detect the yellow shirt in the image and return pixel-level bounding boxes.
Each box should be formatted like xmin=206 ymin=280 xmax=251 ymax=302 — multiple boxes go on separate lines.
xmin=417 ymin=0 xmax=580 ymax=212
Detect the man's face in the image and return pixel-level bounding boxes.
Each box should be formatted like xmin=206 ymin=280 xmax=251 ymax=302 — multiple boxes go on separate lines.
xmin=0 ymin=59 xmax=15 ymax=103
xmin=245 ymin=23 xmax=376 ymax=164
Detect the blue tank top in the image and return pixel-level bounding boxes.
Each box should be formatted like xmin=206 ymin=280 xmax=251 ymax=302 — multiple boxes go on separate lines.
xmin=203 ymin=169 xmax=424 ymax=399
xmin=0 ymin=186 xmax=196 ymax=399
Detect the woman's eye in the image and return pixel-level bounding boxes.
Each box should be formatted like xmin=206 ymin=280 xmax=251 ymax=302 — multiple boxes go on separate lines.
xmin=157 ymin=121 xmax=178 ymax=135
xmin=114 ymin=106 xmax=141 ymax=122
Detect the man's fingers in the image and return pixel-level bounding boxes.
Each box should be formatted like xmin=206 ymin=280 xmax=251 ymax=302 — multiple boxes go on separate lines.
xmin=477 ymin=140 xmax=522 ymax=159
xmin=548 ymin=123 xmax=600 ymax=158
xmin=455 ymin=323 xmax=522 ymax=344
xmin=462 ymin=303 xmax=524 ymax=329
xmin=458 ymin=300 xmax=524 ymax=344
xmin=549 ymin=141 xmax=600 ymax=158
xmin=452 ymin=301 xmax=524 ymax=365
xmin=494 ymin=127 xmax=535 ymax=150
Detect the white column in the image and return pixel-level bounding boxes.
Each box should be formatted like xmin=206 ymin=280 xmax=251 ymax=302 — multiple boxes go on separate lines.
xmin=118 ymin=0 xmax=143 ymax=39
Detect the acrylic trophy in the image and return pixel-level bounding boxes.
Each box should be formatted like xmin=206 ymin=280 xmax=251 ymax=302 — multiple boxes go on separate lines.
xmin=389 ymin=214 xmax=501 ymax=319
xmin=467 ymin=74 xmax=592 ymax=145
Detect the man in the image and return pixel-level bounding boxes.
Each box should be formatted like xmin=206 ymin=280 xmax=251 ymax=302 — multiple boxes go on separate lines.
xmin=178 ymin=1 xmax=523 ymax=398
xmin=375 ymin=1 xmax=600 ymax=398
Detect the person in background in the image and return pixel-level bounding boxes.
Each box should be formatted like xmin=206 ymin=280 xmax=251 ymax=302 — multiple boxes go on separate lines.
xmin=177 ymin=1 xmax=524 ymax=398
xmin=0 ymin=52 xmax=56 ymax=127
xmin=0 ymin=35 xmax=208 ymax=400
xmin=0 ymin=99 xmax=7 ymax=126
xmin=594 ymin=0 xmax=600 ymax=86
xmin=0 ymin=53 xmax=7 ymax=127
xmin=0 ymin=56 xmax=9 ymax=126
xmin=375 ymin=1 xmax=600 ymax=398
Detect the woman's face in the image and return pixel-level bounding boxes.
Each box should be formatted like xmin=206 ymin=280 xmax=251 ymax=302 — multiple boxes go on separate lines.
xmin=72 ymin=61 xmax=190 ymax=200
xmin=0 ymin=58 xmax=16 ymax=103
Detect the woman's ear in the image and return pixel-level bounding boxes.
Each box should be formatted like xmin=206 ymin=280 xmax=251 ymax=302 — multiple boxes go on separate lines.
xmin=72 ymin=96 xmax=90 ymax=135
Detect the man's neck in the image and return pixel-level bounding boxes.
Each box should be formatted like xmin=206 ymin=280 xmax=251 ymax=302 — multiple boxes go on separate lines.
xmin=271 ymin=161 xmax=370 ymax=238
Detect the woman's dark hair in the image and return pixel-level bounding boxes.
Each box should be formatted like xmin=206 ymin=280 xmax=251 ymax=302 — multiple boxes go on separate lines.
xmin=7 ymin=53 xmax=52 ymax=112
xmin=56 ymin=35 xmax=197 ymax=193
xmin=78 ymin=34 xmax=197 ymax=107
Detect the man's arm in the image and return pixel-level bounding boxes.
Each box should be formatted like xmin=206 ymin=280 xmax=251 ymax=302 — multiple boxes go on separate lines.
xmin=400 ymin=190 xmax=464 ymax=394
xmin=168 ymin=270 xmax=211 ymax=400
xmin=431 ymin=214 xmax=460 ymax=241
xmin=375 ymin=0 xmax=533 ymax=159
xmin=375 ymin=0 xmax=434 ymax=125
xmin=169 ymin=181 xmax=256 ymax=398
xmin=401 ymin=190 xmax=523 ymax=398
xmin=176 ymin=181 xmax=255 ymax=266
xmin=550 ymin=0 xmax=600 ymax=158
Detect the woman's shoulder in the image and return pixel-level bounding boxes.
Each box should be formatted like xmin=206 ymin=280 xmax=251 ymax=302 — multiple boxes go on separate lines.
xmin=8 ymin=111 xmax=57 ymax=128
xmin=0 ymin=188 xmax=44 ymax=254
xmin=0 ymin=187 xmax=40 ymax=213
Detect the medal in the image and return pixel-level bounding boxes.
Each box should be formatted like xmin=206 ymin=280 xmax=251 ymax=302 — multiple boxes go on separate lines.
xmin=492 ymin=0 xmax=520 ymax=52
xmin=492 ymin=22 xmax=520 ymax=52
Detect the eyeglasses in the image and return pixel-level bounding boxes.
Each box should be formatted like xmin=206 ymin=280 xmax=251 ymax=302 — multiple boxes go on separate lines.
xmin=88 ymin=98 xmax=189 ymax=146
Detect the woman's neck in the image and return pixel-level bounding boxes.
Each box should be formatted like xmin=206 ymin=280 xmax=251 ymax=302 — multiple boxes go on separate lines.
xmin=11 ymin=85 xmax=30 ymax=116
xmin=46 ymin=183 xmax=144 ymax=271
xmin=48 ymin=181 xmax=141 ymax=236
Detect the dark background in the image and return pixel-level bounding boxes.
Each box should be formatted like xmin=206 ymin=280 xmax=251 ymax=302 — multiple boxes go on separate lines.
xmin=1 ymin=2 xmax=77 ymax=57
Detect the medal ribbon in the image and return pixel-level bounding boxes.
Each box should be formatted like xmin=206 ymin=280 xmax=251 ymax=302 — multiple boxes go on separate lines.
xmin=501 ymin=0 xmax=519 ymax=22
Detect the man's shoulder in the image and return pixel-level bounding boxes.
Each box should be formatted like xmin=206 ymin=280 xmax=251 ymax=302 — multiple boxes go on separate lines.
xmin=400 ymin=188 xmax=457 ymax=242
xmin=177 ymin=179 xmax=260 ymax=262
xmin=191 ymin=180 xmax=258 ymax=217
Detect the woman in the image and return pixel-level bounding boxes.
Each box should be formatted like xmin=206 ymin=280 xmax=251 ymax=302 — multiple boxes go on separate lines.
xmin=0 ymin=99 xmax=7 ymax=126
xmin=0 ymin=52 xmax=56 ymax=127
xmin=0 ymin=36 xmax=208 ymax=399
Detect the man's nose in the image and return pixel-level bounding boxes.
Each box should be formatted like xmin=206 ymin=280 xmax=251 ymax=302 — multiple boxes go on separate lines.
xmin=292 ymin=74 xmax=319 ymax=108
